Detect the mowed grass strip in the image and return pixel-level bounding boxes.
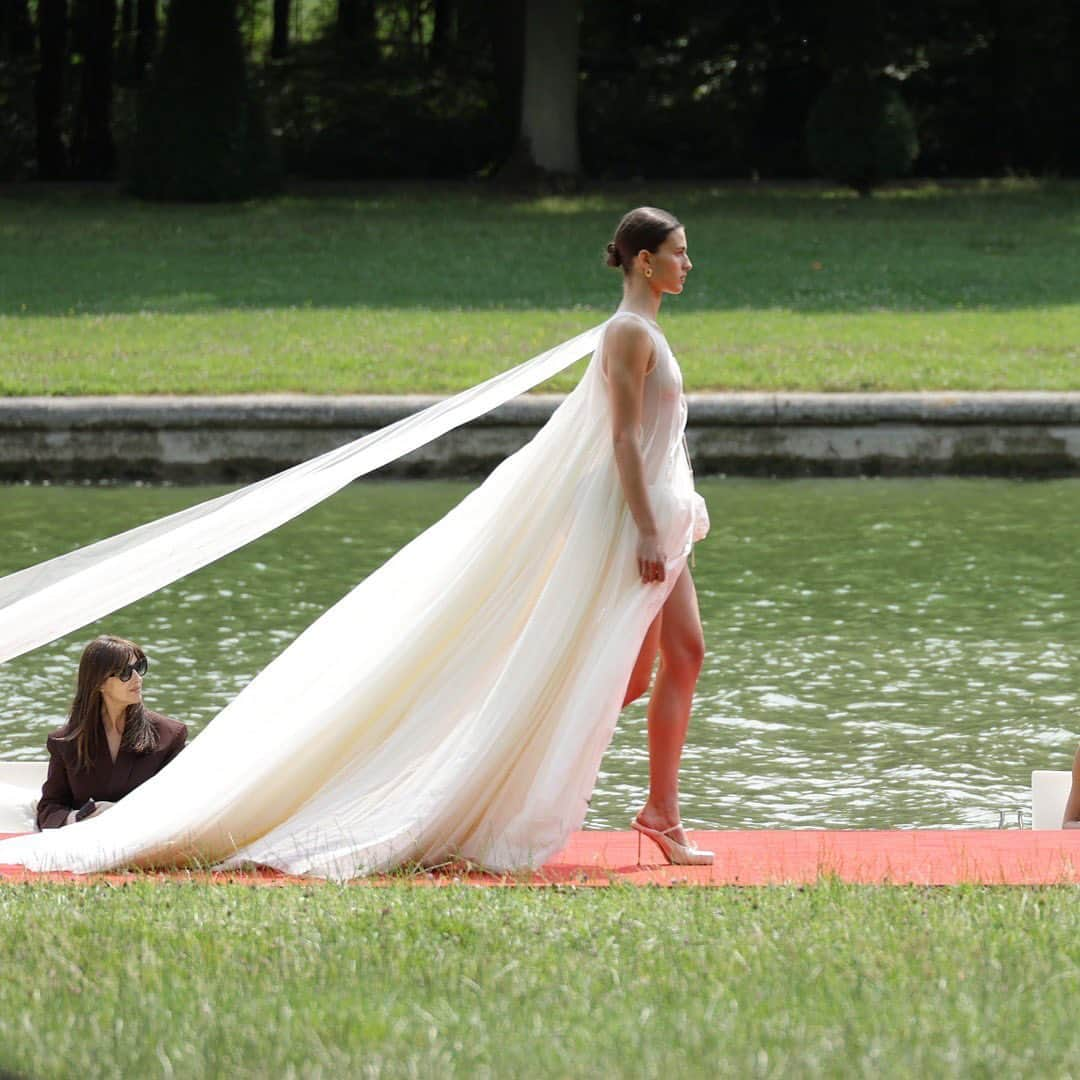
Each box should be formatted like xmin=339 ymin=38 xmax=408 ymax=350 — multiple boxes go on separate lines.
xmin=1 ymin=180 xmax=1078 ymax=395
xmin=2 ymin=881 xmax=1079 ymax=1078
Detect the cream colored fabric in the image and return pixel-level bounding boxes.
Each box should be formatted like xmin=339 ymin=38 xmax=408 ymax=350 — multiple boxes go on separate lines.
xmin=0 ymin=325 xmax=603 ymax=666
xmin=0 ymin=314 xmax=707 ymax=877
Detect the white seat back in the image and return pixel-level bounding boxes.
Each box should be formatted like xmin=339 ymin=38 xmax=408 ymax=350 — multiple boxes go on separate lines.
xmin=1032 ymin=770 xmax=1074 ymax=830
xmin=0 ymin=761 xmax=48 ymax=834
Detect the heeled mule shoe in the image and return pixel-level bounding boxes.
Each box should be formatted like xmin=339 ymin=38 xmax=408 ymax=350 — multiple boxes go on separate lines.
xmin=631 ymin=817 xmax=714 ymax=866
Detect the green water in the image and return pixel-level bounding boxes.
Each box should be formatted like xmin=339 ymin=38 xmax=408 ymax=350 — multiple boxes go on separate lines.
xmin=1 ymin=479 xmax=1077 ymax=831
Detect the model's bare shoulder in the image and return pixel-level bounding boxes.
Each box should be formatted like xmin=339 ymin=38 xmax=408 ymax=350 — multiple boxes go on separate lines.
xmin=604 ymin=314 xmax=655 ymax=376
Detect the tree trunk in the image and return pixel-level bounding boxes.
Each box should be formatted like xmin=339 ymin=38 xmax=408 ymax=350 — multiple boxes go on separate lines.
xmin=35 ymin=0 xmax=68 ymax=179
xmin=431 ymin=0 xmax=453 ymax=62
xmin=71 ymin=0 xmax=117 ymax=179
xmin=989 ymin=0 xmax=1020 ymax=173
xmin=517 ymin=0 xmax=580 ymax=176
xmin=116 ymin=0 xmax=134 ymax=82
xmin=134 ymin=0 xmax=156 ymax=77
xmin=1064 ymin=6 xmax=1080 ymax=173
xmin=2 ymin=0 xmax=35 ymax=55
xmin=271 ymin=0 xmax=290 ymax=58
xmin=337 ymin=0 xmax=375 ymax=43
xmin=485 ymin=0 xmax=523 ymax=137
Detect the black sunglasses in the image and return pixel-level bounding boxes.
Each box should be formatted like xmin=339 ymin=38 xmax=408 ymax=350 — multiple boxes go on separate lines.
xmin=115 ymin=657 xmax=149 ymax=682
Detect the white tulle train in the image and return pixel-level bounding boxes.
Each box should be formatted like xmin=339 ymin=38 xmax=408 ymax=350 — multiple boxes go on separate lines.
xmin=0 ymin=314 xmax=707 ymax=878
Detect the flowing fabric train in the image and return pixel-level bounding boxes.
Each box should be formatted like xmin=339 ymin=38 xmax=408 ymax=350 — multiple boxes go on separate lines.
xmin=0 ymin=315 xmax=707 ymax=877
xmin=0 ymin=325 xmax=603 ymax=666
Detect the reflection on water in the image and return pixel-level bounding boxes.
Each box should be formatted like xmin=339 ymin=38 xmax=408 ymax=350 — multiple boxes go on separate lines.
xmin=1 ymin=479 xmax=1077 ymax=831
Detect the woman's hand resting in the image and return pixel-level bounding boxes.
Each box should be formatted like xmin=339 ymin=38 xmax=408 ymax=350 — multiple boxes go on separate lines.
xmin=65 ymin=800 xmax=116 ymax=825
xmin=637 ymin=531 xmax=667 ymax=584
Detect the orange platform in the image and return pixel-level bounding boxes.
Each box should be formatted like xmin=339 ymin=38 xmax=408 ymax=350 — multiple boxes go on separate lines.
xmin=4 ymin=829 xmax=1080 ymax=886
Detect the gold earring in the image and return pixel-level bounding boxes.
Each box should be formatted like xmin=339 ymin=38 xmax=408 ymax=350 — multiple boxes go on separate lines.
xmin=644 ymin=266 xmax=653 ymax=279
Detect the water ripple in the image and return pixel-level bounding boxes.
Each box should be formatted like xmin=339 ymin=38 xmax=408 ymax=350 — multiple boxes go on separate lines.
xmin=1 ymin=478 xmax=1078 ymax=830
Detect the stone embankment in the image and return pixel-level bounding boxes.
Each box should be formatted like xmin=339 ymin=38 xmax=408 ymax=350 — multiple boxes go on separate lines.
xmin=1 ymin=393 xmax=1079 ymax=482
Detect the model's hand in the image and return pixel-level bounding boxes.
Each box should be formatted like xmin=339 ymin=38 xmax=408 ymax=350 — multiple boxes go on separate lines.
xmin=637 ymin=531 xmax=667 ymax=584
xmin=88 ymin=801 xmax=115 ymax=818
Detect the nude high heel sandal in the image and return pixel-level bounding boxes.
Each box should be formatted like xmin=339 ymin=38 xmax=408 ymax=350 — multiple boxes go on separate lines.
xmin=631 ymin=817 xmax=714 ymax=866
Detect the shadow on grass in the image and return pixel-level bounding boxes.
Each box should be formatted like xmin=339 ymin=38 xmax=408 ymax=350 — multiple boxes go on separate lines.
xmin=1 ymin=179 xmax=1078 ymax=318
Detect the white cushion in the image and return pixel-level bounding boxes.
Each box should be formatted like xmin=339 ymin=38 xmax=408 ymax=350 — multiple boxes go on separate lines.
xmin=0 ymin=762 xmax=48 ymax=834
xmin=1032 ymin=770 xmax=1074 ymax=830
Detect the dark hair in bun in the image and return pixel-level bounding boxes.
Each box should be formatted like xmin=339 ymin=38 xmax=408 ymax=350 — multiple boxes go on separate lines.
xmin=605 ymin=206 xmax=682 ymax=274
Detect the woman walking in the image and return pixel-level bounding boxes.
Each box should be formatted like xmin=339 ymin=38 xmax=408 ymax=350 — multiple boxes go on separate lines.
xmin=0 ymin=207 xmax=711 ymax=877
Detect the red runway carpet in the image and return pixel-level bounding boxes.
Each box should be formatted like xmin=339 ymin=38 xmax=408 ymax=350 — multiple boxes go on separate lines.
xmin=4 ymin=829 xmax=1080 ymax=886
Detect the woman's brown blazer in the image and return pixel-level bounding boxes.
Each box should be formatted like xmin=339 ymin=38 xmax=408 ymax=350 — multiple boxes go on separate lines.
xmin=36 ymin=711 xmax=187 ymax=830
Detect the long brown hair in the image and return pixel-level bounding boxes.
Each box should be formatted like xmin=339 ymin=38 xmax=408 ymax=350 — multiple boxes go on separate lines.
xmin=58 ymin=635 xmax=159 ymax=770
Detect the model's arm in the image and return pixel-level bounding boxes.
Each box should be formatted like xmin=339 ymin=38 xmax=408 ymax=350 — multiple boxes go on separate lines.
xmin=606 ymin=318 xmax=664 ymax=583
xmin=1062 ymin=746 xmax=1080 ymax=828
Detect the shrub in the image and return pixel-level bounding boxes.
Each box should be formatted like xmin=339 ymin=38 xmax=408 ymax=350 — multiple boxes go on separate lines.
xmin=805 ymin=77 xmax=919 ymax=195
xmin=126 ymin=0 xmax=280 ymax=201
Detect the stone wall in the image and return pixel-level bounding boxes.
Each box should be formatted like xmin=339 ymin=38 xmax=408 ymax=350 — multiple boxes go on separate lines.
xmin=2 ymin=392 xmax=1079 ymax=482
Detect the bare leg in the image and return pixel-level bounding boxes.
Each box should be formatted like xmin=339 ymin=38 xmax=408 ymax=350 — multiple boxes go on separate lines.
xmin=622 ymin=611 xmax=661 ymax=707
xmin=636 ymin=567 xmax=704 ymax=847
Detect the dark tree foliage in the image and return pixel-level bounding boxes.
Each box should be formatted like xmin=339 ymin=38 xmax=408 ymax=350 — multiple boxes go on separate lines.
xmin=134 ymin=0 xmax=157 ymax=75
xmin=802 ymin=0 xmax=918 ymax=193
xmin=115 ymin=0 xmax=155 ymax=84
xmin=70 ymin=0 xmax=118 ymax=179
xmin=806 ymin=79 xmax=919 ymax=194
xmin=271 ymin=0 xmax=509 ymax=179
xmin=34 ymin=0 xmax=68 ymax=179
xmin=0 ymin=0 xmax=35 ymax=178
xmin=271 ymin=0 xmax=290 ymax=59
xmin=1 ymin=0 xmax=34 ymax=54
xmin=336 ymin=0 xmax=376 ymax=59
xmin=4 ymin=0 xmax=1079 ymax=184
xmin=127 ymin=0 xmax=280 ymax=200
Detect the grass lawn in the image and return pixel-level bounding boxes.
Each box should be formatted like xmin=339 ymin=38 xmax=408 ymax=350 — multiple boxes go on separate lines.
xmin=1 ymin=881 xmax=1078 ymax=1078
xmin=1 ymin=180 xmax=1078 ymax=395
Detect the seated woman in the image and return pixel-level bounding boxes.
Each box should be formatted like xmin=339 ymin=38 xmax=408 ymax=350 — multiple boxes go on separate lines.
xmin=1064 ymin=745 xmax=1080 ymax=829
xmin=37 ymin=635 xmax=187 ymax=829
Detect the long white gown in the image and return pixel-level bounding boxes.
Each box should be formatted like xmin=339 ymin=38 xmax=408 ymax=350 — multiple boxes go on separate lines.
xmin=0 ymin=312 xmax=708 ymax=878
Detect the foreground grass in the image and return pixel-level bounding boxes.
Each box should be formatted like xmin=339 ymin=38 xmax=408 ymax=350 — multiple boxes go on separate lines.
xmin=1 ymin=180 xmax=1078 ymax=395
xmin=1 ymin=882 xmax=1079 ymax=1078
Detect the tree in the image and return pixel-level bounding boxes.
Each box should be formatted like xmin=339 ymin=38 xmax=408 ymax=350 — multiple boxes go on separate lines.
xmin=70 ymin=0 xmax=118 ymax=178
xmin=35 ymin=0 xmax=68 ymax=178
xmin=117 ymin=0 xmax=156 ymax=83
xmin=804 ymin=0 xmax=918 ymax=193
xmin=431 ymin=0 xmax=453 ymax=62
xmin=271 ymin=0 xmax=290 ymax=59
xmin=1 ymin=0 xmax=34 ymax=54
xmin=806 ymin=78 xmax=918 ymax=195
xmin=134 ymin=0 xmax=156 ymax=75
xmin=504 ymin=0 xmax=580 ymax=183
xmin=337 ymin=0 xmax=374 ymax=42
xmin=335 ymin=0 xmax=375 ymax=61
xmin=127 ymin=0 xmax=280 ymax=200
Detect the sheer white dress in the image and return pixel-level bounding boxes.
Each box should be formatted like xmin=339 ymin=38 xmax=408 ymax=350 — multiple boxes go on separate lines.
xmin=0 ymin=312 xmax=708 ymax=878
